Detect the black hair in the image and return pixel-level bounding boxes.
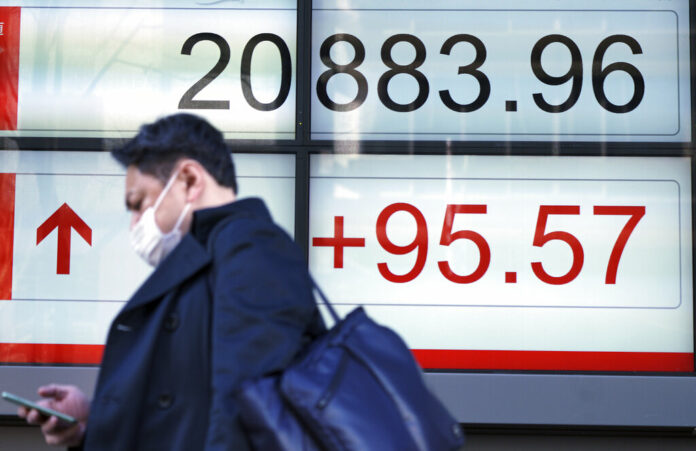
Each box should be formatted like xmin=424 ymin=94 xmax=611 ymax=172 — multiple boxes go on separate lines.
xmin=111 ymin=113 xmax=237 ymax=193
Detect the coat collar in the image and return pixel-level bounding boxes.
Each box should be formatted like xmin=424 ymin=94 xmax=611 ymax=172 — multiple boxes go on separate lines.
xmin=190 ymin=197 xmax=271 ymax=245
xmin=122 ymin=234 xmax=211 ymax=313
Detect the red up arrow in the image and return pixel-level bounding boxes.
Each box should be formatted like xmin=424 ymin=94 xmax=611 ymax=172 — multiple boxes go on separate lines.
xmin=36 ymin=203 xmax=92 ymax=275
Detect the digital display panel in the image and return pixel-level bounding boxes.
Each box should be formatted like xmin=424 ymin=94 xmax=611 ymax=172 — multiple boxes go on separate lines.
xmin=308 ymin=154 xmax=693 ymax=372
xmin=311 ymin=0 xmax=692 ymax=142
xmin=0 ymin=0 xmax=695 ymax=430
xmin=0 ymin=1 xmax=297 ymax=139
xmin=0 ymin=151 xmax=295 ymax=365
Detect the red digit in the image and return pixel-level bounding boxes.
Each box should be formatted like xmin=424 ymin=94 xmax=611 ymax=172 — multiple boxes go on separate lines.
xmin=437 ymin=204 xmax=490 ymax=284
xmin=531 ymin=205 xmax=583 ymax=285
xmin=376 ymin=203 xmax=428 ymax=283
xmin=594 ymin=206 xmax=645 ymax=284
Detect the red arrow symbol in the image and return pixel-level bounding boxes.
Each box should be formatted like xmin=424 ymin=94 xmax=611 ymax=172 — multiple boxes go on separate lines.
xmin=36 ymin=203 xmax=92 ymax=275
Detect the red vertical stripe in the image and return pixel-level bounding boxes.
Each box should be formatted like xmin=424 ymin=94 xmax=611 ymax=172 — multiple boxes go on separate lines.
xmin=0 ymin=7 xmax=21 ymax=130
xmin=0 ymin=173 xmax=15 ymax=300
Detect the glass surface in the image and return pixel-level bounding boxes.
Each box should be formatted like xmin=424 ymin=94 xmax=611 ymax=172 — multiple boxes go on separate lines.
xmin=0 ymin=150 xmax=295 ymax=365
xmin=311 ymin=0 xmax=692 ymax=142
xmin=309 ymin=154 xmax=694 ymax=372
xmin=0 ymin=1 xmax=296 ymax=139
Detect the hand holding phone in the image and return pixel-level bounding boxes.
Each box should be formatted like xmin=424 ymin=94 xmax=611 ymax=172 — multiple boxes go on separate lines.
xmin=2 ymin=391 xmax=77 ymax=424
xmin=5 ymin=384 xmax=89 ymax=447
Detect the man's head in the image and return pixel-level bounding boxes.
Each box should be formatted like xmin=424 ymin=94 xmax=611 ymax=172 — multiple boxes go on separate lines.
xmin=112 ymin=113 xmax=237 ymax=235
xmin=112 ymin=113 xmax=237 ymax=192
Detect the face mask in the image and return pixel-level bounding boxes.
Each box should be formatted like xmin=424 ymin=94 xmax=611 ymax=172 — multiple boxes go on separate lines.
xmin=130 ymin=170 xmax=192 ymax=266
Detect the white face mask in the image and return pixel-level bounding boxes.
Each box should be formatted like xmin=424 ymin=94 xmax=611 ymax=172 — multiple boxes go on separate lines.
xmin=130 ymin=170 xmax=191 ymax=266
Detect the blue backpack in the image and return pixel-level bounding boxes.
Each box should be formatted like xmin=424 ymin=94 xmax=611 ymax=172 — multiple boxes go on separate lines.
xmin=236 ymin=283 xmax=465 ymax=450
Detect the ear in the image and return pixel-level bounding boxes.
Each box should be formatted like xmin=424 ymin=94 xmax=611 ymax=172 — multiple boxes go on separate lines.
xmin=178 ymin=160 xmax=205 ymax=203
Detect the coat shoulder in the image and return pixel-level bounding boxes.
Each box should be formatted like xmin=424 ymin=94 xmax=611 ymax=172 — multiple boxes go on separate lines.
xmin=211 ymin=211 xmax=299 ymax=260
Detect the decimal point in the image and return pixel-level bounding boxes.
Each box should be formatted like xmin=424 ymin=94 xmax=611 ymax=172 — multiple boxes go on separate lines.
xmin=505 ymin=272 xmax=517 ymax=283
xmin=505 ymin=100 xmax=517 ymax=112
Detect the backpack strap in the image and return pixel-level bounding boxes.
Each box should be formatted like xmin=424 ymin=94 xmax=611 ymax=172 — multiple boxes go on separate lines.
xmin=309 ymin=276 xmax=340 ymax=324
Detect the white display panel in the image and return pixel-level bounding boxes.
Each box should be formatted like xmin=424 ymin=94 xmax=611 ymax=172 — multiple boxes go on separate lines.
xmin=311 ymin=0 xmax=692 ymax=142
xmin=0 ymin=1 xmax=296 ymax=138
xmin=309 ymin=154 xmax=693 ymax=371
xmin=0 ymin=150 xmax=295 ymax=364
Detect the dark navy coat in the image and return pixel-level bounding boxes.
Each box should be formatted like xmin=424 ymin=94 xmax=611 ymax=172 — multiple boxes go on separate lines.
xmin=82 ymin=198 xmax=323 ymax=450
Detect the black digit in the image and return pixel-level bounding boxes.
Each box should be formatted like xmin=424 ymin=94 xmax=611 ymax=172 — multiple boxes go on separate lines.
xmin=316 ymin=34 xmax=368 ymax=112
xmin=378 ymin=34 xmax=429 ymax=112
xmin=439 ymin=34 xmax=490 ymax=112
xmin=179 ymin=33 xmax=230 ymax=110
xmin=531 ymin=34 xmax=583 ymax=113
xmin=592 ymin=35 xmax=644 ymax=113
xmin=240 ymin=33 xmax=292 ymax=112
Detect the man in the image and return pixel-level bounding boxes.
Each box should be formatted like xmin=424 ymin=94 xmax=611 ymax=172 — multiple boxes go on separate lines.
xmin=18 ymin=113 xmax=324 ymax=449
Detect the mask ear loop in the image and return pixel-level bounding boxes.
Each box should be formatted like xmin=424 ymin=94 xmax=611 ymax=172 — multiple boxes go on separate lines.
xmin=153 ymin=169 xmax=180 ymax=212
xmin=171 ymin=203 xmax=192 ymax=233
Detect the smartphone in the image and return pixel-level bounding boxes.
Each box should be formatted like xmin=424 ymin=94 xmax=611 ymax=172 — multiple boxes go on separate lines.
xmin=1 ymin=391 xmax=78 ymax=425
